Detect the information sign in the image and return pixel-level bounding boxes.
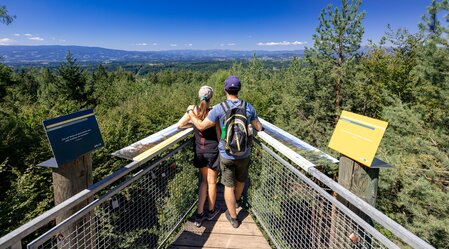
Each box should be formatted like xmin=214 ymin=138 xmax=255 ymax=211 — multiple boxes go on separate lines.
xmin=42 ymin=109 xmax=104 ymax=167
xmin=328 ymin=111 xmax=388 ymax=167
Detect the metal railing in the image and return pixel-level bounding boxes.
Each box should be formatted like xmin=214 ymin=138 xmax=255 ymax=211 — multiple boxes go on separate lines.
xmin=27 ymin=140 xmax=197 ymax=249
xmin=249 ymin=141 xmax=395 ymax=248
xmin=0 ymin=127 xmax=194 ymax=249
xmin=0 ymin=121 xmax=434 ymax=249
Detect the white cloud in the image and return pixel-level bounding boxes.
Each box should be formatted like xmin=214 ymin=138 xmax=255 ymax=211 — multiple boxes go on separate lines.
xmin=0 ymin=38 xmax=15 ymax=45
xmin=256 ymin=41 xmax=307 ymax=46
xmin=29 ymin=36 xmax=44 ymax=41
xmin=184 ymin=43 xmax=193 ymax=47
xmin=13 ymin=33 xmax=20 ymax=37
xmin=59 ymin=39 xmax=66 ymax=42
xmin=24 ymin=33 xmax=33 ymax=37
xmin=170 ymin=44 xmax=177 ymax=47
xmin=220 ymin=43 xmax=236 ymax=47
xmin=136 ymin=42 xmax=157 ymax=46
xmin=291 ymin=41 xmax=306 ymax=45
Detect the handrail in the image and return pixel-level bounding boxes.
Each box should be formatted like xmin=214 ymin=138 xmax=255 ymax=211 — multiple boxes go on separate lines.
xmin=27 ymin=140 xmax=194 ymax=249
xmin=0 ymin=120 xmax=434 ymax=249
xmin=256 ymin=130 xmax=434 ymax=249
xmin=259 ymin=118 xmax=339 ymax=163
xmin=254 ymin=140 xmax=400 ymax=249
xmin=0 ymin=127 xmax=193 ymax=249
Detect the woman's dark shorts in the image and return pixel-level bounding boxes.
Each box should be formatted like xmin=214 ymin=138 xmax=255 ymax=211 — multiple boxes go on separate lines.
xmin=194 ymin=152 xmax=219 ymax=171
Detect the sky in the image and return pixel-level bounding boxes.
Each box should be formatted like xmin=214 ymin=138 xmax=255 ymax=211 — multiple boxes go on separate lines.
xmin=0 ymin=0 xmax=434 ymax=51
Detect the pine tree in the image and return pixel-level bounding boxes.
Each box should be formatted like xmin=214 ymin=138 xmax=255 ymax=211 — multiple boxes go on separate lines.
xmin=419 ymin=0 xmax=449 ymax=44
xmin=56 ymin=51 xmax=88 ymax=104
xmin=413 ymin=0 xmax=449 ymax=129
xmin=0 ymin=5 xmax=15 ymax=25
xmin=312 ymin=0 xmax=365 ymax=120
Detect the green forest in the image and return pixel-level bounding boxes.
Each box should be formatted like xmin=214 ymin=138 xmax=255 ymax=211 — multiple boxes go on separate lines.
xmin=1 ymin=0 xmax=449 ymax=248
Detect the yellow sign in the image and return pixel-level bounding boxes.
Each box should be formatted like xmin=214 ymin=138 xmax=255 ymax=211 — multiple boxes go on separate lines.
xmin=328 ymin=111 xmax=388 ymax=167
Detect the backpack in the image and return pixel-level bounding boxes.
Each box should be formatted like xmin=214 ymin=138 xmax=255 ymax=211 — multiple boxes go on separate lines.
xmin=220 ymin=100 xmax=250 ymax=157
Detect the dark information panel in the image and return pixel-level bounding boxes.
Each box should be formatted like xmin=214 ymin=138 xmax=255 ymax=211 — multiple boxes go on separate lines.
xmin=43 ymin=109 xmax=104 ymax=167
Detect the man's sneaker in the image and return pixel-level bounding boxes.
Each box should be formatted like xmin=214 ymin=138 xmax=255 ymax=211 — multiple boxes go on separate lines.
xmin=193 ymin=212 xmax=205 ymax=227
xmin=207 ymin=206 xmax=220 ymax=220
xmin=225 ymin=210 xmax=240 ymax=228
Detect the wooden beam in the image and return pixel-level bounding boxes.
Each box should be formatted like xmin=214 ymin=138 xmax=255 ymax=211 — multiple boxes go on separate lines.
xmin=51 ymin=153 xmax=93 ymax=248
xmin=337 ymin=155 xmax=379 ymax=225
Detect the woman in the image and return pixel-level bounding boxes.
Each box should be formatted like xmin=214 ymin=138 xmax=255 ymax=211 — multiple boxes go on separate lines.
xmin=177 ymin=85 xmax=220 ymax=227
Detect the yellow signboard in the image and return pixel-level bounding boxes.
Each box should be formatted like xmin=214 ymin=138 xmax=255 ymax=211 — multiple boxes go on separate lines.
xmin=328 ymin=111 xmax=388 ymax=167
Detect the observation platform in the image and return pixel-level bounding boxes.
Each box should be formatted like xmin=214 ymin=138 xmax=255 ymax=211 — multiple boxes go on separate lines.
xmin=0 ymin=119 xmax=434 ymax=249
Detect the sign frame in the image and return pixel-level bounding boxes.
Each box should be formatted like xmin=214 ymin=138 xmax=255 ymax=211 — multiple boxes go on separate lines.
xmin=328 ymin=111 xmax=388 ymax=167
xmin=42 ymin=109 xmax=104 ymax=167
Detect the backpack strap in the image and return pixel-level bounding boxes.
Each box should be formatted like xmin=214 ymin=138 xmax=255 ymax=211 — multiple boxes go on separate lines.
xmin=220 ymin=101 xmax=230 ymax=112
xmin=240 ymin=100 xmax=246 ymax=110
xmin=240 ymin=100 xmax=248 ymax=123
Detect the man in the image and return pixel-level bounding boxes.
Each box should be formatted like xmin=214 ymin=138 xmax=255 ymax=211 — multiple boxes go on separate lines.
xmin=188 ymin=75 xmax=262 ymax=228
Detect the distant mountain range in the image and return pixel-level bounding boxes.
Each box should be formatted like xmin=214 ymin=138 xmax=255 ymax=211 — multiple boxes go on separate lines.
xmin=0 ymin=45 xmax=305 ymax=65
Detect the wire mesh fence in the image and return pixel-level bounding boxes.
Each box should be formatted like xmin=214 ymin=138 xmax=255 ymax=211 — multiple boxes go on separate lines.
xmin=248 ymin=140 xmax=396 ymax=249
xmin=1 ymin=123 xmax=432 ymax=249
xmin=28 ymin=140 xmax=197 ymax=249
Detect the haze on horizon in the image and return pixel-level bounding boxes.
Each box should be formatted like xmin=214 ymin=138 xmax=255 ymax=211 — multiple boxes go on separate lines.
xmin=0 ymin=0 xmax=433 ymax=51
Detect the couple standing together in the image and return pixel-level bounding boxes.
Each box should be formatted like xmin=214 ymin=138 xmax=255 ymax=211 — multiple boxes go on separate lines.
xmin=178 ymin=75 xmax=262 ymax=229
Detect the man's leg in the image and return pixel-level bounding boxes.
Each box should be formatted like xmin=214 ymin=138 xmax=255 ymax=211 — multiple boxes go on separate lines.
xmin=220 ymin=156 xmax=238 ymax=221
xmin=234 ymin=180 xmax=245 ymax=203
xmin=234 ymin=157 xmax=250 ymax=206
xmin=224 ymin=186 xmax=237 ymax=218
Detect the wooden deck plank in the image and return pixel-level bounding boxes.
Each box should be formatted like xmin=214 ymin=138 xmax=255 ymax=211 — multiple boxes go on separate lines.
xmin=182 ymin=219 xmax=263 ymax=236
xmin=169 ymin=183 xmax=271 ymax=249
xmin=171 ymin=233 xmax=271 ymax=249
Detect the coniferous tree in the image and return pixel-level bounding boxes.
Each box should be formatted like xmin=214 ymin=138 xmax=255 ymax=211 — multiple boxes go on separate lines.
xmin=56 ymin=51 xmax=88 ymax=104
xmin=413 ymin=0 xmax=449 ymax=129
xmin=312 ymin=0 xmax=365 ymax=120
xmin=419 ymin=0 xmax=449 ymax=43
xmin=0 ymin=5 xmax=15 ymax=25
xmin=0 ymin=6 xmax=15 ymax=96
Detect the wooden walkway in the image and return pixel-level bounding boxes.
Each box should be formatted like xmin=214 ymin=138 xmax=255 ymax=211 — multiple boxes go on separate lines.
xmin=169 ymin=184 xmax=271 ymax=249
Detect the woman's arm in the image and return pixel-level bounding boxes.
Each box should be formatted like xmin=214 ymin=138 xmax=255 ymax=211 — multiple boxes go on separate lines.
xmin=177 ymin=105 xmax=194 ymax=129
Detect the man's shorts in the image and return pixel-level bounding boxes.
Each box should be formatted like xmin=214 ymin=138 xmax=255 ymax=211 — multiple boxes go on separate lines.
xmin=220 ymin=156 xmax=250 ymax=188
xmin=194 ymin=152 xmax=219 ymax=171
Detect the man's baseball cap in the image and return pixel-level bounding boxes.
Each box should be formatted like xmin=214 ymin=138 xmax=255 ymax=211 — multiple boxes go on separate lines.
xmin=224 ymin=76 xmax=241 ymax=91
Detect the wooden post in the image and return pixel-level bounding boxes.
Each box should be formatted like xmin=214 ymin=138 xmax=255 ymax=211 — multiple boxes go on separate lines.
xmin=52 ymin=153 xmax=93 ymax=248
xmin=52 ymin=152 xmax=93 ymax=223
xmin=337 ymin=155 xmax=379 ymax=225
xmin=335 ymin=155 xmax=379 ymax=246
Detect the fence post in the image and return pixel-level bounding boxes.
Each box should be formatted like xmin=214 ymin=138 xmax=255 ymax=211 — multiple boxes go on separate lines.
xmin=52 ymin=152 xmax=93 ymax=247
xmin=337 ymin=155 xmax=379 ymax=224
xmin=52 ymin=152 xmax=93 ymax=223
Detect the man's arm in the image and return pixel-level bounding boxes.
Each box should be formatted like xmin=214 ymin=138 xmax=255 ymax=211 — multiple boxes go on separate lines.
xmin=189 ymin=112 xmax=216 ymax=131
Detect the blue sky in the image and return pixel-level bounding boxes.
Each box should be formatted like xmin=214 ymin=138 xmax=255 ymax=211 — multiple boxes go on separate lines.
xmin=0 ymin=0 xmax=433 ymax=51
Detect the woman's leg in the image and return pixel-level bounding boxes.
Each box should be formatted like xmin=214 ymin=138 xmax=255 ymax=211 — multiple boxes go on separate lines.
xmin=197 ymin=167 xmax=208 ymax=214
xmin=207 ymin=168 xmax=218 ymax=210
